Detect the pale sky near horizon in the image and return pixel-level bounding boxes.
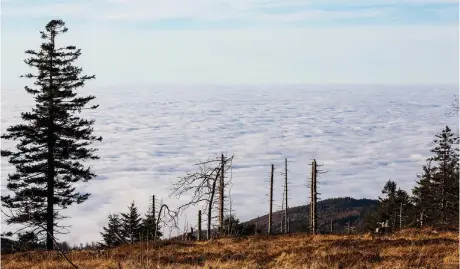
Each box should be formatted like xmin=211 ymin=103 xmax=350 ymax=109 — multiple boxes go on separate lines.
xmin=1 ymin=0 xmax=459 ymax=87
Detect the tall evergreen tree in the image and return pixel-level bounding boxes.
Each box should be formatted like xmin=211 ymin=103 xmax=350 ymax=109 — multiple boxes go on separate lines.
xmin=120 ymin=201 xmax=142 ymax=243
xmin=378 ymin=180 xmax=398 ymax=232
xmin=412 ymin=161 xmax=437 ymax=226
xmin=1 ymin=20 xmax=101 ymax=250
xmin=377 ymin=180 xmax=413 ymax=231
xmin=413 ymin=126 xmax=459 ymax=226
xmin=430 ymin=126 xmax=459 ymax=225
xmin=100 ymin=214 xmax=123 ymax=247
xmin=140 ymin=210 xmax=162 ymax=240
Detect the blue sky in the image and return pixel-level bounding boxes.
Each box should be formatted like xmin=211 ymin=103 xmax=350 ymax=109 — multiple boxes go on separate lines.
xmin=1 ymin=0 xmax=459 ymax=86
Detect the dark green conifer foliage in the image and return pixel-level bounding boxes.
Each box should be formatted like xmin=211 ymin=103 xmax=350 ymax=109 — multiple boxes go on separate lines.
xmin=1 ymin=20 xmax=101 ymax=250
xmin=412 ymin=161 xmax=437 ymax=226
xmin=395 ymin=188 xmax=414 ymax=227
xmin=376 ymin=181 xmax=414 ymax=231
xmin=141 ymin=209 xmax=162 ymax=240
xmin=120 ymin=201 xmax=142 ymax=243
xmin=413 ymin=126 xmax=459 ymax=226
xmin=378 ymin=180 xmax=398 ymax=231
xmin=100 ymin=214 xmax=123 ymax=247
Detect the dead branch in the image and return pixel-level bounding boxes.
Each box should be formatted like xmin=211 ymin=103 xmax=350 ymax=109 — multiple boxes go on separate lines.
xmin=170 ymin=154 xmax=234 ymax=240
xmin=155 ymin=203 xmax=179 ymax=240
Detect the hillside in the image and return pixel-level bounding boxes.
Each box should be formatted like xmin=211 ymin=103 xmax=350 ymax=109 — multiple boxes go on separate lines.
xmin=243 ymin=197 xmax=379 ymax=234
xmin=2 ymin=227 xmax=458 ymax=269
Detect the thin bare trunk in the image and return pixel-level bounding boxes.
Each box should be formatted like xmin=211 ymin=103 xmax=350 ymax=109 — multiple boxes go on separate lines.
xmin=284 ymin=158 xmax=288 ymax=233
xmin=268 ymin=164 xmax=274 ymax=235
xmin=219 ymin=154 xmax=225 ymax=233
xmin=197 ymin=210 xmax=202 ymax=241
xmin=207 ymin=171 xmax=219 ymax=240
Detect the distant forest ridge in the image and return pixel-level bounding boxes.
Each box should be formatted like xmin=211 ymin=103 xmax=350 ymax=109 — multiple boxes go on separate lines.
xmin=243 ymin=197 xmax=378 ymax=234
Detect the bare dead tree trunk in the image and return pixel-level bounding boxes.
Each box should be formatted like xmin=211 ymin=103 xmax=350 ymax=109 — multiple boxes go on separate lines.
xmin=281 ymin=190 xmax=285 ymax=233
xmin=155 ymin=205 xmax=164 ymax=241
xmin=284 ymin=158 xmax=289 ymax=233
xmin=154 ymin=204 xmax=178 ymax=240
xmin=198 ymin=210 xmax=202 ymax=241
xmin=228 ymin=184 xmax=233 ymax=236
xmin=152 ymin=195 xmax=156 ymax=225
xmin=208 ymin=172 xmax=219 ymax=240
xmin=268 ymin=164 xmax=274 ymax=235
xmin=311 ymin=159 xmax=317 ymax=235
xmin=219 ymin=154 xmax=225 ymax=234
xmin=171 ymin=155 xmax=233 ymax=241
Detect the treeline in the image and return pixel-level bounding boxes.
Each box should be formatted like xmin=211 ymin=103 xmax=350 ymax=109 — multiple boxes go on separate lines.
xmin=99 ymin=201 xmax=161 ymax=247
xmin=367 ymin=125 xmax=459 ymax=231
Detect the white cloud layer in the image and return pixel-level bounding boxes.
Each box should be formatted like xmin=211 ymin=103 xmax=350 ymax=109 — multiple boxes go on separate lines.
xmin=1 ymin=84 xmax=458 ymax=245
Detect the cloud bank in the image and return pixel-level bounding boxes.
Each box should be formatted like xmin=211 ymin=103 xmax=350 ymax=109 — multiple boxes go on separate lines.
xmin=1 ymin=84 xmax=458 ymax=244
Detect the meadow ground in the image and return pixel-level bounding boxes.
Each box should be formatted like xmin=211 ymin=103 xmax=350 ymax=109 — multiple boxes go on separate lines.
xmin=2 ymin=227 xmax=458 ymax=269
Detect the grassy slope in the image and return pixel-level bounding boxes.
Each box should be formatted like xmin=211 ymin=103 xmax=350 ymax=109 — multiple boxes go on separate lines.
xmin=2 ymin=227 xmax=458 ymax=269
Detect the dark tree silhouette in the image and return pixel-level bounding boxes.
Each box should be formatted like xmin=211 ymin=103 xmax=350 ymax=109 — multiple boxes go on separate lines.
xmin=377 ymin=180 xmax=413 ymax=232
xmin=100 ymin=214 xmax=123 ymax=247
xmin=141 ymin=209 xmax=162 ymax=240
xmin=413 ymin=126 xmax=459 ymax=225
xmin=1 ymin=19 xmax=101 ymax=250
xmin=120 ymin=201 xmax=142 ymax=244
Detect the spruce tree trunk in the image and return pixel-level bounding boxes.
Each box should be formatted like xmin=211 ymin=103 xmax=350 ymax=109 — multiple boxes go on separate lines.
xmin=46 ymin=31 xmax=56 ymax=251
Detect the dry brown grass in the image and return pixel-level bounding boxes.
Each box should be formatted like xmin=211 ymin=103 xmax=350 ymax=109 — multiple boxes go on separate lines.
xmin=2 ymin=227 xmax=459 ymax=269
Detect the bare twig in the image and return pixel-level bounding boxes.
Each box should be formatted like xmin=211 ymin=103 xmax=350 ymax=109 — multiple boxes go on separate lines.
xmin=170 ymin=154 xmax=234 ymax=240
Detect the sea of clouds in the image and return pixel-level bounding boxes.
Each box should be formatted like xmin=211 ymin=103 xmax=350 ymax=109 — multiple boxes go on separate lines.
xmin=1 ymin=84 xmax=458 ymax=245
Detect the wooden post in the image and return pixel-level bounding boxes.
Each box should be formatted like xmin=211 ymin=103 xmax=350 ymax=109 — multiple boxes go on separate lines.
xmin=198 ymin=210 xmax=202 ymax=241
xmin=268 ymin=164 xmax=274 ymax=235
xmin=219 ymin=154 xmax=225 ymax=234
xmin=330 ymin=220 xmax=333 ymax=234
xmin=284 ymin=158 xmax=289 ymax=233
